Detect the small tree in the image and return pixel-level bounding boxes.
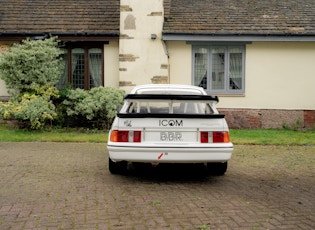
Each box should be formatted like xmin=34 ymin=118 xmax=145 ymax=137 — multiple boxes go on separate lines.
xmin=0 ymin=36 xmax=64 ymax=94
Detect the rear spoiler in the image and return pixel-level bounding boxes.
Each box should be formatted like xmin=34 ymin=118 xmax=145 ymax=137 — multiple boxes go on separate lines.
xmin=117 ymin=113 xmax=225 ymax=119
xmin=124 ymin=94 xmax=219 ymax=102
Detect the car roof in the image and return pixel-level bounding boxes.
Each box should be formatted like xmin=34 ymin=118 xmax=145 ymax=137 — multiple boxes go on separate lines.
xmin=130 ymin=84 xmax=207 ymax=95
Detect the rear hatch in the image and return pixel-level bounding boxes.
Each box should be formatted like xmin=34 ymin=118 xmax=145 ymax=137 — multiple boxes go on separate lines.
xmin=115 ymin=116 xmax=228 ymax=145
xmin=114 ymin=94 xmax=230 ymax=146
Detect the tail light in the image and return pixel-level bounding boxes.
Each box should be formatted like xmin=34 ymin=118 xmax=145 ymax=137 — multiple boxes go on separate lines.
xmin=200 ymin=131 xmax=230 ymax=143
xmin=110 ymin=130 xmax=141 ymax=142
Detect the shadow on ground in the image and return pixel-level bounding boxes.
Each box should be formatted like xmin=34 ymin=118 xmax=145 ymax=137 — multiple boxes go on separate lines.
xmin=122 ymin=163 xmax=219 ymax=182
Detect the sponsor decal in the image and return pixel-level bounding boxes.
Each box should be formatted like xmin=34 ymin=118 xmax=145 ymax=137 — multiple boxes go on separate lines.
xmin=159 ymin=119 xmax=183 ymax=127
xmin=157 ymin=152 xmax=168 ymax=160
xmin=124 ymin=120 xmax=132 ymax=127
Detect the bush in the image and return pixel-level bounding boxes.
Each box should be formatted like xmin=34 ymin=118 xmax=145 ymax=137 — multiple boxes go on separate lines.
xmin=0 ymin=36 xmax=64 ymax=129
xmin=0 ymin=36 xmax=64 ymax=94
xmin=0 ymin=36 xmax=125 ymax=130
xmin=0 ymin=86 xmax=124 ymax=130
xmin=61 ymin=86 xmax=124 ymax=129
xmin=0 ymin=93 xmax=57 ymax=130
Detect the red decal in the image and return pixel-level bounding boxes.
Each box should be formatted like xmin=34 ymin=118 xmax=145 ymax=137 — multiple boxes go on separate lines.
xmin=158 ymin=153 xmax=163 ymax=160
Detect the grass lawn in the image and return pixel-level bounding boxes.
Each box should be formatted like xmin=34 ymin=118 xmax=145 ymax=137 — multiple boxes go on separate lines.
xmin=230 ymin=129 xmax=315 ymax=146
xmin=0 ymin=124 xmax=107 ymax=143
xmin=0 ymin=123 xmax=314 ymax=145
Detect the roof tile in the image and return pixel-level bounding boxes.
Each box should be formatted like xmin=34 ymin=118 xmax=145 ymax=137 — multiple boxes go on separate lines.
xmin=163 ymin=0 xmax=315 ymax=35
xmin=0 ymin=0 xmax=120 ymax=35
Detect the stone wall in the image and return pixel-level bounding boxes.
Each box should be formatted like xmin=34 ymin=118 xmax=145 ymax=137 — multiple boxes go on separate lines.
xmin=218 ymin=108 xmax=315 ymax=129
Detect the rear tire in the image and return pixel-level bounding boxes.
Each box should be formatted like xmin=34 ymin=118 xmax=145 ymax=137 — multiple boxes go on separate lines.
xmin=207 ymin=162 xmax=227 ymax=176
xmin=108 ymin=158 xmax=127 ymax=174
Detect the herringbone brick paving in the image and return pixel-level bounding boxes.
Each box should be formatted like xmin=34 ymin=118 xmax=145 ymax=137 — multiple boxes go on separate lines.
xmin=0 ymin=143 xmax=314 ymax=229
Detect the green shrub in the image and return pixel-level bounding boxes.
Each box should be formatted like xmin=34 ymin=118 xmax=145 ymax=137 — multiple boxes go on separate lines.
xmin=61 ymin=86 xmax=124 ymax=129
xmin=0 ymin=36 xmax=125 ymax=130
xmin=0 ymin=93 xmax=57 ymax=130
xmin=0 ymin=37 xmax=64 ymax=94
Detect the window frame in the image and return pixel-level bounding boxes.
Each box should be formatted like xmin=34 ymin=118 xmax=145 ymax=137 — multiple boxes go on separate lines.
xmin=61 ymin=42 xmax=104 ymax=90
xmin=192 ymin=43 xmax=246 ymax=95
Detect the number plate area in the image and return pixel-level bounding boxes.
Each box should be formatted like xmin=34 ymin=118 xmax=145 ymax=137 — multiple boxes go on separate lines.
xmin=144 ymin=130 xmax=197 ymax=142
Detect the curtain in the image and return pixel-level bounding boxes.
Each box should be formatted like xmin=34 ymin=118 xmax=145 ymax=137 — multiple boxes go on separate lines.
xmin=56 ymin=50 xmax=68 ymax=89
xmin=194 ymin=48 xmax=208 ymax=89
xmin=229 ymin=48 xmax=242 ymax=90
xmin=88 ymin=48 xmax=102 ymax=87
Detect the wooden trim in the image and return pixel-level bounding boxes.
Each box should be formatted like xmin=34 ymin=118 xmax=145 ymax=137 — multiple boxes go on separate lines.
xmin=65 ymin=44 xmax=105 ymax=89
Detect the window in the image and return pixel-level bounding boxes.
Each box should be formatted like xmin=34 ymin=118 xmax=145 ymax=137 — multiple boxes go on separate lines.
xmin=57 ymin=43 xmax=103 ymax=90
xmin=193 ymin=45 xmax=245 ymax=94
xmin=126 ymin=100 xmax=214 ymax=115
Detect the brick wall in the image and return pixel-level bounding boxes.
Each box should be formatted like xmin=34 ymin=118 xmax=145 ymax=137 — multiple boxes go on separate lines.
xmin=304 ymin=110 xmax=315 ymax=128
xmin=218 ymin=109 xmax=262 ymax=129
xmin=218 ymin=108 xmax=315 ymax=129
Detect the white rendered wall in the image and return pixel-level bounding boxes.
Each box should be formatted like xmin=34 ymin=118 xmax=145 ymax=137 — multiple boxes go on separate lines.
xmin=166 ymin=41 xmax=192 ymax=85
xmin=104 ymin=41 xmax=120 ymax=88
xmin=165 ymin=41 xmax=315 ymax=110
xmin=119 ymin=0 xmax=168 ymax=93
xmin=220 ymin=42 xmax=315 ymax=110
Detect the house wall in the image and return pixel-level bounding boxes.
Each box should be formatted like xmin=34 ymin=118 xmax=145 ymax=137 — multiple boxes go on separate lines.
xmin=220 ymin=42 xmax=315 ymax=110
xmin=165 ymin=41 xmax=315 ymax=128
xmin=166 ymin=41 xmax=192 ymax=85
xmin=119 ymin=0 xmax=169 ymax=93
xmin=220 ymin=42 xmax=315 ymax=129
xmin=104 ymin=41 xmax=120 ymax=88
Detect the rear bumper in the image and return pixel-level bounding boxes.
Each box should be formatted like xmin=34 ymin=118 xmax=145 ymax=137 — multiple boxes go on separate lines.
xmin=107 ymin=145 xmax=233 ymax=163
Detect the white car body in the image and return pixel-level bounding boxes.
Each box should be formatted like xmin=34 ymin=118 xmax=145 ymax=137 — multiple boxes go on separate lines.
xmin=107 ymin=84 xmax=233 ymax=175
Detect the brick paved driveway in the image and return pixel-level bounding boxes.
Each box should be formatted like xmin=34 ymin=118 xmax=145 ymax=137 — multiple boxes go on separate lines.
xmin=0 ymin=143 xmax=314 ymax=230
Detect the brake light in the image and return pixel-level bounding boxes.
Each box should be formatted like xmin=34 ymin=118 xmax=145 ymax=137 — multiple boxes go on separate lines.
xmin=110 ymin=130 xmax=141 ymax=142
xmin=200 ymin=131 xmax=230 ymax=143
xmin=133 ymin=131 xmax=141 ymax=142
xmin=200 ymin=132 xmax=209 ymax=143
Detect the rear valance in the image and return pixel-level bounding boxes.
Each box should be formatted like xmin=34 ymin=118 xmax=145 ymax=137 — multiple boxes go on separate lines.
xmin=124 ymin=94 xmax=219 ymax=102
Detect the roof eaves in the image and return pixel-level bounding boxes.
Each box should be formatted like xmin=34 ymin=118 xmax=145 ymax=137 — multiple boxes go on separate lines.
xmin=0 ymin=32 xmax=120 ymax=41
xmin=162 ymin=32 xmax=315 ymax=42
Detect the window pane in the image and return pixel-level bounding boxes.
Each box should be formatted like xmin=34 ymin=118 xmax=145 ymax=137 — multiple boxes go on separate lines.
xmin=127 ymin=100 xmax=214 ymax=115
xmin=88 ymin=48 xmax=102 ymax=88
xmin=194 ymin=48 xmax=208 ymax=89
xmin=56 ymin=49 xmax=68 ymax=89
xmin=229 ymin=48 xmax=243 ymax=90
xmin=71 ymin=48 xmax=85 ymax=89
xmin=211 ymin=48 xmax=225 ymax=90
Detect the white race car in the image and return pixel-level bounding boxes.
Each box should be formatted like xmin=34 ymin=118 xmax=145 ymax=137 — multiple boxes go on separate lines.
xmin=107 ymin=84 xmax=233 ymax=175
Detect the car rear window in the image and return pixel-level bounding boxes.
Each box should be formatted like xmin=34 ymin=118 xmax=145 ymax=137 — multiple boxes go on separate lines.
xmin=125 ymin=100 xmax=215 ymax=115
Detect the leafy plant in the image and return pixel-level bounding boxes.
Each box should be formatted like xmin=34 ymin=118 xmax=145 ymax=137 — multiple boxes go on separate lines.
xmin=0 ymin=36 xmax=64 ymax=95
xmin=61 ymin=86 xmax=124 ymax=129
xmin=197 ymin=224 xmax=210 ymax=230
xmin=0 ymin=36 xmax=126 ymax=130
xmin=1 ymin=93 xmax=57 ymax=129
xmin=282 ymin=118 xmax=303 ymax=131
xmin=0 ymin=37 xmax=64 ymax=129
xmin=151 ymin=200 xmax=161 ymax=206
